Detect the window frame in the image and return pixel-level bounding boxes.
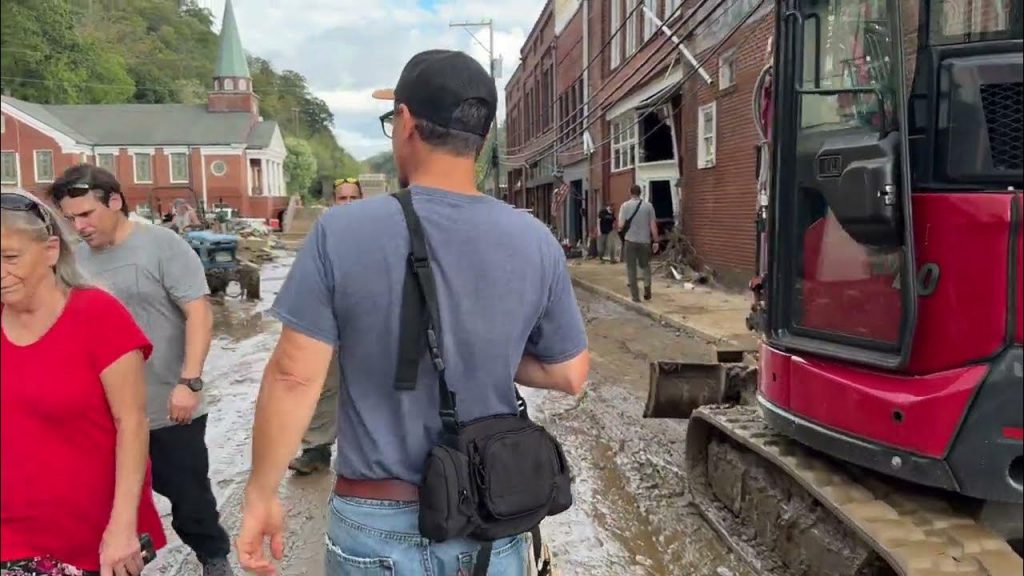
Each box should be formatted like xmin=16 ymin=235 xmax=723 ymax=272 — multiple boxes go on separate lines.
xmin=169 ymin=152 xmax=190 ymax=184
xmin=1 ymin=151 xmax=18 ymax=185
xmin=133 ymin=152 xmax=153 ymax=184
xmin=96 ymin=153 xmax=116 ymax=174
xmin=611 ymin=114 xmax=638 ymax=172
xmin=697 ymin=101 xmax=717 ymax=169
xmin=718 ymin=49 xmax=737 ymax=89
xmin=611 ymin=0 xmax=623 ymax=69
xmin=643 ymin=0 xmax=657 ymax=41
xmin=33 ymin=150 xmax=55 ymax=183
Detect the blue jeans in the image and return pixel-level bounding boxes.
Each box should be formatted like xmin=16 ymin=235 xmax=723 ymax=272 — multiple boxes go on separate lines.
xmin=325 ymin=494 xmax=529 ymax=576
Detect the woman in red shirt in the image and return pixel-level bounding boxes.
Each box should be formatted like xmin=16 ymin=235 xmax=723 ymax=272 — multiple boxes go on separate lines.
xmin=1 ymin=190 xmax=166 ymax=575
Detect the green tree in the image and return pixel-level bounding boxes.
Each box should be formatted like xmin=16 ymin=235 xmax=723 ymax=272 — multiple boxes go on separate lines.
xmin=284 ymin=137 xmax=318 ymax=195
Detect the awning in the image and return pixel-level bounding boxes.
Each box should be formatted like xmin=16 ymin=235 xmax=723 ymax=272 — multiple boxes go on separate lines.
xmin=637 ymin=80 xmax=682 ymax=115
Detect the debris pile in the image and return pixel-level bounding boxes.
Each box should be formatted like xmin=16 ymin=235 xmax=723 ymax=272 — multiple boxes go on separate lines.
xmin=654 ymin=228 xmax=716 ymax=290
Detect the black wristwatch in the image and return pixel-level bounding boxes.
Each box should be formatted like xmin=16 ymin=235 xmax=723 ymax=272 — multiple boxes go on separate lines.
xmin=179 ymin=377 xmax=204 ymax=392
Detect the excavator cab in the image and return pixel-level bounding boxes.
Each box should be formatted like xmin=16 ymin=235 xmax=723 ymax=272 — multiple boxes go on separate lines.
xmin=646 ymin=1 xmax=1023 ymax=573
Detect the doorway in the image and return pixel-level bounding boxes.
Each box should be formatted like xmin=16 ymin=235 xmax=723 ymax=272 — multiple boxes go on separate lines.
xmin=649 ymin=180 xmax=674 ymax=234
xmin=568 ymin=179 xmax=584 ymax=244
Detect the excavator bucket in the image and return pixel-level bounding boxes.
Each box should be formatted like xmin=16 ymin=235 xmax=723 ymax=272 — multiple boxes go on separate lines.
xmin=643 ymin=349 xmax=756 ymax=419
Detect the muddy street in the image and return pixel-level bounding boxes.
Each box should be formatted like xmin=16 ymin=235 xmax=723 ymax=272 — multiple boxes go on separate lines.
xmin=146 ymin=256 xmax=751 ymax=576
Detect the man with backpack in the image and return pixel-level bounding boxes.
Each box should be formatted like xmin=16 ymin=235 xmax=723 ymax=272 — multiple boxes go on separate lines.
xmin=618 ymin=184 xmax=660 ymax=302
xmin=235 ymin=49 xmax=590 ymax=575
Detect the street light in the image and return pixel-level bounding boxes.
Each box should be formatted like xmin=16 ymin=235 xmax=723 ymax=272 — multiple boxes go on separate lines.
xmin=450 ymin=19 xmax=501 ymax=198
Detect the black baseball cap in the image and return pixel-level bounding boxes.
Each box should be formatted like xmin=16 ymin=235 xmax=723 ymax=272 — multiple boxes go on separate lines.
xmin=373 ymin=49 xmax=497 ymax=137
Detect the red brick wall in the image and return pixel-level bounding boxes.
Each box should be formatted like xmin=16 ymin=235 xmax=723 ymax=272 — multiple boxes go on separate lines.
xmin=556 ymin=5 xmax=586 ymax=165
xmin=680 ymin=10 xmax=774 ymax=284
xmin=1 ymin=112 xmax=85 ymax=195
xmin=203 ymin=154 xmax=248 ymax=212
xmin=207 ymin=91 xmax=259 ymax=117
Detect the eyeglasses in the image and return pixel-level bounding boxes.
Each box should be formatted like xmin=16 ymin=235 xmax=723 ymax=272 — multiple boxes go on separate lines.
xmin=334 ymin=177 xmax=360 ymax=186
xmin=380 ymin=110 xmax=395 ymax=139
xmin=1 ymin=193 xmax=54 ymax=234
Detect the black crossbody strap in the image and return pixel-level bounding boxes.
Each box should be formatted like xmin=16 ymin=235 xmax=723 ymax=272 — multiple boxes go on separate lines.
xmin=391 ymin=190 xmax=459 ymax=434
xmin=391 ymin=190 xmax=530 ymax=437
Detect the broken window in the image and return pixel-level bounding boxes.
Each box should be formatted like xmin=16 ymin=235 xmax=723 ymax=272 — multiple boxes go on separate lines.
xmin=638 ymin=106 xmax=675 ymax=163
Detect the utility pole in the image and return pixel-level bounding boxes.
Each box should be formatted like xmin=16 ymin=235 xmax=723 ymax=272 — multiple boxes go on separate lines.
xmin=450 ymin=19 xmax=501 ymax=199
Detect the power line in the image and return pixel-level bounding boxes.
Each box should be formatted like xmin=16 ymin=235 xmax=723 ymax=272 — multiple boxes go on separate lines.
xmin=501 ymin=0 xmax=766 ymax=173
xmin=503 ymin=0 xmax=744 ymax=162
xmin=502 ymin=0 xmax=657 ymax=156
xmin=502 ymin=0 xmax=721 ymax=158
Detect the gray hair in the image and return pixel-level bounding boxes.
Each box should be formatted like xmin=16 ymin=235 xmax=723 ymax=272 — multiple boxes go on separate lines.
xmin=1 ymin=188 xmax=90 ymax=290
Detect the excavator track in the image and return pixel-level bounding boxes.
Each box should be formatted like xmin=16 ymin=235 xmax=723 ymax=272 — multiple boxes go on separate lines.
xmin=686 ymin=404 xmax=1024 ymax=576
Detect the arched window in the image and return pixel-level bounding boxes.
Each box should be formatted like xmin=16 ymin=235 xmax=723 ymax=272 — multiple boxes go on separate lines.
xmin=224 ymin=78 xmax=235 ymax=91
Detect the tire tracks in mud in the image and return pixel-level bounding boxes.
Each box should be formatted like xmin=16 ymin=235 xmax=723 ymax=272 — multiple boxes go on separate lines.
xmin=522 ymin=291 xmax=753 ymax=576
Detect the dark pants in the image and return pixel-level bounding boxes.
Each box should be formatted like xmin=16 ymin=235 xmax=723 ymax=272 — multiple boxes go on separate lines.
xmin=624 ymin=240 xmax=652 ymax=300
xmin=150 ymin=415 xmax=230 ymax=562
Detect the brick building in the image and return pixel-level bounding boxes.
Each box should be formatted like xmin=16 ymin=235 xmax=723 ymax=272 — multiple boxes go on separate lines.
xmin=504 ymin=1 xmax=557 ymax=225
xmin=505 ymin=0 xmax=774 ymax=285
xmin=0 ymin=0 xmax=288 ymax=222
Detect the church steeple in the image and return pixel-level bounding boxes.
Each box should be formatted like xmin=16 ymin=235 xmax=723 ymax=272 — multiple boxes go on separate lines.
xmin=208 ymin=0 xmax=258 ymax=115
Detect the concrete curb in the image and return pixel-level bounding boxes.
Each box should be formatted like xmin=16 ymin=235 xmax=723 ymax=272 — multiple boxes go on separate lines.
xmin=570 ymin=274 xmax=739 ymax=347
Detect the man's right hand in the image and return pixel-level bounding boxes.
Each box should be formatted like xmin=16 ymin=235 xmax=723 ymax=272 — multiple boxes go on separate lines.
xmin=236 ymin=489 xmax=286 ymax=575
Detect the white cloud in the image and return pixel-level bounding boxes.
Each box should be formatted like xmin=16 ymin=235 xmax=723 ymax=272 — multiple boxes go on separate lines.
xmin=207 ymin=0 xmax=543 ymax=159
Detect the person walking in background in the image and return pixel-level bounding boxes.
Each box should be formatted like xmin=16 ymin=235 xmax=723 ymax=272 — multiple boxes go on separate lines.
xmin=50 ymin=165 xmax=234 ymax=576
xmin=1 ymin=189 xmax=167 ymax=575
xmin=287 ymin=177 xmax=365 ymax=475
xmin=236 ymin=49 xmax=589 ymax=575
xmin=597 ymin=203 xmax=618 ymax=263
xmin=618 ymin=184 xmax=660 ymax=302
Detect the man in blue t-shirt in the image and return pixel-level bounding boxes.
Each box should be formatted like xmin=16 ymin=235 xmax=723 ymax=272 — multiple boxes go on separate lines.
xmin=235 ymin=50 xmax=590 ymax=575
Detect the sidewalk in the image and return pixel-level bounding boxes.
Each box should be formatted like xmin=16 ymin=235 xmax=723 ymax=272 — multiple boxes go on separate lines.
xmin=569 ymin=259 xmax=757 ymax=350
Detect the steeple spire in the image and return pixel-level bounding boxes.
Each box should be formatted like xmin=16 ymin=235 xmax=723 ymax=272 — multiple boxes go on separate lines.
xmin=207 ymin=0 xmax=258 ymax=115
xmin=214 ymin=0 xmax=250 ymax=85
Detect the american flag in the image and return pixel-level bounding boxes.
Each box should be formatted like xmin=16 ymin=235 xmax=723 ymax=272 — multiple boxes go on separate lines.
xmin=550 ymin=181 xmax=570 ymax=214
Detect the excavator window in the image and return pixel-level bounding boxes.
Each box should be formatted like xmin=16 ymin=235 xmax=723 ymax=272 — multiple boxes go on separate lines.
xmin=928 ymin=0 xmax=1024 ymax=45
xmin=784 ymin=0 xmax=907 ymax=347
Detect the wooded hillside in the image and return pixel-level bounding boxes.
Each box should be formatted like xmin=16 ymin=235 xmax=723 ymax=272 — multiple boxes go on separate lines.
xmin=0 ymin=0 xmax=363 ymax=197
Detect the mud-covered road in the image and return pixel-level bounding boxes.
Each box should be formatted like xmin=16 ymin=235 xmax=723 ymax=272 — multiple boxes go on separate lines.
xmin=145 ymin=256 xmax=753 ymax=576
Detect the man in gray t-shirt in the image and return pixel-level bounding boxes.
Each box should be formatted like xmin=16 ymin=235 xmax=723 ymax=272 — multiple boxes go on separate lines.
xmin=237 ymin=49 xmax=591 ymax=575
xmin=618 ymin=184 xmax=661 ymax=302
xmin=52 ymin=164 xmax=233 ymax=576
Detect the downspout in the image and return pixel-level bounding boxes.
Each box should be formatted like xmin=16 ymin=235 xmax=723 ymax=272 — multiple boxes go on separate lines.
xmin=582 ymin=0 xmax=591 ymax=242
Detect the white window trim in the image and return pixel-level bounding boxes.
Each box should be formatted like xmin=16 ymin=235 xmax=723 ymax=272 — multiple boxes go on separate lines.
xmin=718 ymin=50 xmax=736 ymax=89
xmin=665 ymin=0 xmax=682 ymax=20
xmin=625 ymin=2 xmax=638 ymax=57
xmin=610 ymin=0 xmax=622 ymax=69
xmin=168 ymin=151 xmax=190 ymax=184
xmin=1 ymin=151 xmax=19 ymax=186
xmin=132 ymin=151 xmax=153 ymax=184
xmin=697 ymin=101 xmax=717 ymax=169
xmin=33 ymin=150 xmax=55 ymax=183
xmin=611 ymin=114 xmax=638 ymax=173
xmin=96 ymin=153 xmax=117 ymax=173
xmin=642 ymin=0 xmax=657 ymax=41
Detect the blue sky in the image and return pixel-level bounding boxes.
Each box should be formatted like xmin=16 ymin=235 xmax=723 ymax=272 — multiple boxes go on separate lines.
xmin=208 ymin=0 xmax=544 ymax=159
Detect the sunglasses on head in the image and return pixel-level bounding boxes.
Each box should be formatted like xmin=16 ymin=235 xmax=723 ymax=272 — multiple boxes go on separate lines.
xmin=334 ymin=177 xmax=360 ymax=186
xmin=1 ymin=193 xmax=54 ymax=234
xmin=61 ymin=181 xmax=96 ymax=198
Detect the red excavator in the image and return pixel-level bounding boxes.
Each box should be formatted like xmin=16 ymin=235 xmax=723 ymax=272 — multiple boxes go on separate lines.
xmin=645 ymin=1 xmax=1023 ymax=574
